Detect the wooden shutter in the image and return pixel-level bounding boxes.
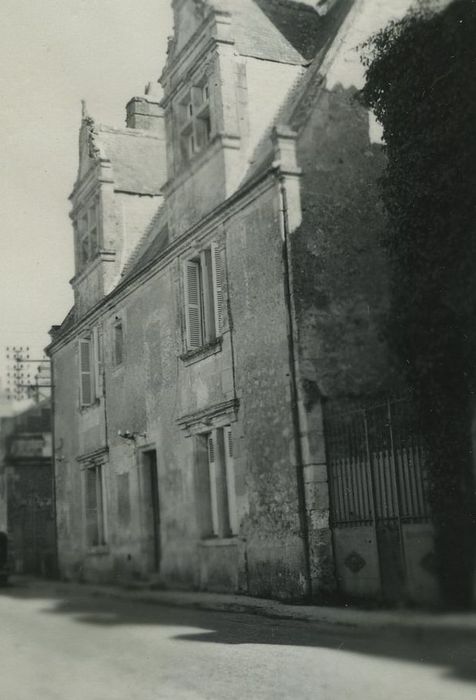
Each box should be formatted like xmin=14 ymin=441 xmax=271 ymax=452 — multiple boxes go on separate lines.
xmin=211 ymin=242 xmax=224 ymax=335
xmin=96 ymin=465 xmax=106 ymax=545
xmin=79 ymin=339 xmax=92 ymax=406
xmin=207 ymin=433 xmax=219 ymax=536
xmin=184 ymin=260 xmax=203 ymax=349
xmin=92 ymin=326 xmax=102 ymax=398
xmin=224 ymin=426 xmax=238 ymax=535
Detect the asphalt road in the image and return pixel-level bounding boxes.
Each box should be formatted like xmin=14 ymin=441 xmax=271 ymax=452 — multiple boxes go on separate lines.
xmin=0 ymin=580 xmax=474 ymax=700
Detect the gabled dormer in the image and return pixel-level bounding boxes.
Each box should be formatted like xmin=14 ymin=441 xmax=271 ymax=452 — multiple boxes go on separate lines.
xmin=160 ymin=0 xmax=344 ymax=238
xmin=69 ymin=98 xmax=166 ymax=317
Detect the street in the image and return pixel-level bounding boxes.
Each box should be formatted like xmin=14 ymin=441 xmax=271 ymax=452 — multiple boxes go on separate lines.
xmin=0 ymin=580 xmax=474 ymax=700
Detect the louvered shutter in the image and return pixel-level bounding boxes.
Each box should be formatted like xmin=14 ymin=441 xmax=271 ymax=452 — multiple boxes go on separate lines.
xmin=211 ymin=242 xmax=223 ymax=335
xmin=207 ymin=434 xmax=219 ymax=536
xmin=224 ymin=426 xmax=238 ymax=535
xmin=79 ymin=339 xmax=92 ymax=406
xmin=184 ymin=260 xmax=203 ymax=349
xmin=93 ymin=326 xmax=103 ymax=398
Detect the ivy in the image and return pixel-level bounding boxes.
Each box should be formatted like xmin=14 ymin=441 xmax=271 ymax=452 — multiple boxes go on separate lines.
xmin=361 ymin=0 xmax=476 ymax=607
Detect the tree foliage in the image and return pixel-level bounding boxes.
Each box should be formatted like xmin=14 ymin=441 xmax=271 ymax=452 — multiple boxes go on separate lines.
xmin=361 ymin=0 xmax=476 ymax=606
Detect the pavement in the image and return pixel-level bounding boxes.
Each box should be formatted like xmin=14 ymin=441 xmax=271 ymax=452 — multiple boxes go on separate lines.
xmin=1 ymin=576 xmax=475 ymax=700
xmin=15 ymin=575 xmax=476 ymax=633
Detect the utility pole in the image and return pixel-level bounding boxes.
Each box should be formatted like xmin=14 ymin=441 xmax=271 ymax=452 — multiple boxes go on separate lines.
xmin=4 ymin=346 xmax=52 ymax=403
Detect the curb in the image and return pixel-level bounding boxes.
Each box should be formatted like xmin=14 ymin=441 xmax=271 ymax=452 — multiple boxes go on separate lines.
xmin=24 ymin=578 xmax=476 ymax=634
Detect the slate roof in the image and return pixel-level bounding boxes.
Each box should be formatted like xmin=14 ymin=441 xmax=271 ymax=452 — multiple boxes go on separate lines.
xmin=242 ymin=0 xmax=354 ymax=184
xmin=94 ymin=126 xmax=166 ymax=195
xmin=207 ymin=0 xmax=331 ymax=64
xmin=120 ymin=206 xmax=169 ymax=281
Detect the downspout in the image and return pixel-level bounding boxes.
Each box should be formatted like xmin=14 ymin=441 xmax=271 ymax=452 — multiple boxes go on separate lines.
xmin=278 ymin=175 xmax=312 ymax=600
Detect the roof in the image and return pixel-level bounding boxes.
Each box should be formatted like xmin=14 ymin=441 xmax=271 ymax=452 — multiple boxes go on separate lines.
xmin=167 ymin=0 xmax=346 ymax=68
xmin=93 ymin=126 xmax=166 ymax=195
xmin=120 ymin=207 xmax=169 ymax=281
xmin=123 ymin=0 xmax=354 ymax=282
xmin=212 ymin=0 xmax=324 ymax=64
xmin=242 ymin=0 xmax=354 ymax=184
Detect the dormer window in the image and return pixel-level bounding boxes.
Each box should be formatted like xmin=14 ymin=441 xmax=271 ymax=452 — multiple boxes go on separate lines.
xmin=76 ymin=199 xmax=100 ymax=271
xmin=179 ymin=80 xmax=212 ymax=164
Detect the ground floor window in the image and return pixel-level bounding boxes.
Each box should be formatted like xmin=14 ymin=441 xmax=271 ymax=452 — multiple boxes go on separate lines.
xmin=85 ymin=464 xmax=107 ymax=547
xmin=197 ymin=425 xmax=238 ymax=539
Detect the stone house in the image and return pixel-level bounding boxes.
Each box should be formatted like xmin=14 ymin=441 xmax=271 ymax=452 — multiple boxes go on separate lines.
xmin=0 ymin=400 xmax=56 ymax=575
xmin=48 ymin=0 xmax=438 ymax=604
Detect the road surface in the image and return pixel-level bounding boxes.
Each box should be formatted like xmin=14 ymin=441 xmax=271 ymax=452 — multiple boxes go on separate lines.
xmin=0 ymin=580 xmax=474 ymax=699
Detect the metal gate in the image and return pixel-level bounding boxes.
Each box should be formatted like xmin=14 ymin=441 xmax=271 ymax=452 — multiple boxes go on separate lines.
xmin=324 ymin=397 xmax=437 ymax=603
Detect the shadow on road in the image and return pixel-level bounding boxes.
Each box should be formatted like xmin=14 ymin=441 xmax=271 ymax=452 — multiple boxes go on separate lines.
xmin=1 ymin=578 xmax=475 ymax=686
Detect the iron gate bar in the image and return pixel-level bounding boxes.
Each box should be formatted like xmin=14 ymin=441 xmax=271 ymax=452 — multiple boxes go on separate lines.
xmin=387 ymin=399 xmax=408 ymax=584
xmin=325 ymin=397 xmax=431 ymax=527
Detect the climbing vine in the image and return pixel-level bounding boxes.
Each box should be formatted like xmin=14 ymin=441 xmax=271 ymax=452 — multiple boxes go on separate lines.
xmin=361 ymin=0 xmax=476 ymax=607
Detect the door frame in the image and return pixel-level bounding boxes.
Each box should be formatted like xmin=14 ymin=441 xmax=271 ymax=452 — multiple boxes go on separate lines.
xmin=137 ymin=446 xmax=161 ymax=573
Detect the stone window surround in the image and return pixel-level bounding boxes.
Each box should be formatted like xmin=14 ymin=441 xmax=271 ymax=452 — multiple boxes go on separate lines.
xmin=176 ymin=398 xmax=239 ymax=437
xmin=111 ymin=313 xmax=125 ymax=370
xmin=78 ymin=326 xmax=102 ymax=412
xmin=179 ymin=238 xmax=225 ymax=361
xmin=77 ymin=447 xmax=109 ymax=556
xmin=74 ymin=193 xmax=102 ymax=274
xmin=172 ymin=64 xmax=215 ymax=174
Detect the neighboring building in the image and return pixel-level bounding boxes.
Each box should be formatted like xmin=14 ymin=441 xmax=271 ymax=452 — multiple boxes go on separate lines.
xmin=0 ymin=400 xmax=55 ymax=575
xmin=48 ymin=0 xmax=437 ymax=604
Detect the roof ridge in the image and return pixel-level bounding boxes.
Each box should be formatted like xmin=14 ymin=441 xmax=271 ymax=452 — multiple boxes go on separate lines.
xmin=96 ymin=124 xmax=163 ymax=140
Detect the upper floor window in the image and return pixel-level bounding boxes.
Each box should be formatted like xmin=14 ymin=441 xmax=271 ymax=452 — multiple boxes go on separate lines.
xmin=79 ymin=327 xmax=102 ymax=408
xmin=77 ymin=198 xmax=100 ymax=271
xmin=179 ymin=82 xmax=212 ymax=164
xmin=183 ymin=241 xmax=223 ymax=351
xmin=113 ymin=318 xmax=124 ymax=367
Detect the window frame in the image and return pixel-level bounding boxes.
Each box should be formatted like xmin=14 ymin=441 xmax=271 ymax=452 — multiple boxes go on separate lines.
xmin=75 ymin=196 xmax=101 ymax=273
xmin=113 ymin=317 xmax=124 ymax=368
xmin=197 ymin=425 xmax=238 ymax=540
xmin=79 ymin=327 xmax=102 ymax=408
xmin=178 ymin=79 xmax=212 ymax=165
xmin=84 ymin=462 xmax=108 ymax=550
xmin=183 ymin=241 xmax=224 ymax=353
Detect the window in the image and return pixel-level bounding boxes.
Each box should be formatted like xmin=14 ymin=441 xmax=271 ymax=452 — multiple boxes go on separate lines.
xmin=184 ymin=242 xmax=223 ymax=350
xmin=198 ymin=425 xmax=238 ymax=538
xmin=179 ymin=81 xmax=212 ymax=163
xmin=77 ymin=199 xmax=100 ymax=270
xmin=85 ymin=464 xmax=107 ymax=547
xmin=79 ymin=327 xmax=102 ymax=407
xmin=113 ymin=319 xmax=124 ymax=366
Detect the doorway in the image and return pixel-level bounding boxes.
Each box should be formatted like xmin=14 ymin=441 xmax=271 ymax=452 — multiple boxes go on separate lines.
xmin=141 ymin=450 xmax=161 ymax=573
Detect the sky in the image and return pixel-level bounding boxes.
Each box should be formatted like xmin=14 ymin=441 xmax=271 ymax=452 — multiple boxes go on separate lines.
xmin=0 ymin=0 xmax=172 ymax=392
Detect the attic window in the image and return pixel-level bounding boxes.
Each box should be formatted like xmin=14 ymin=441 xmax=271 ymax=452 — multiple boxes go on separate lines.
xmin=179 ymin=81 xmax=212 ymax=164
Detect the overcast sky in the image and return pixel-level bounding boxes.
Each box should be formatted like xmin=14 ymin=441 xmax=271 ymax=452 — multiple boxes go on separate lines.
xmin=0 ymin=0 xmax=172 ymax=386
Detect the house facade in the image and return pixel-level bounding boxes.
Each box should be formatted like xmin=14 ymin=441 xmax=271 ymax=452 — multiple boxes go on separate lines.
xmin=48 ymin=0 xmax=438 ymax=604
xmin=0 ymin=400 xmax=55 ymax=575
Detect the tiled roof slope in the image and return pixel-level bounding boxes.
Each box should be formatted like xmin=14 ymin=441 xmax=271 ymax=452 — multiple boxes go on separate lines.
xmin=120 ymin=206 xmax=168 ymax=281
xmin=207 ymin=0 xmax=328 ymax=64
xmin=95 ymin=126 xmax=166 ymax=195
xmin=242 ymin=0 xmax=354 ymax=184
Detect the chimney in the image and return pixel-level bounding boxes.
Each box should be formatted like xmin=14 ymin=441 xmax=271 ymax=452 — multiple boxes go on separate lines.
xmin=126 ymin=96 xmax=164 ymax=133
